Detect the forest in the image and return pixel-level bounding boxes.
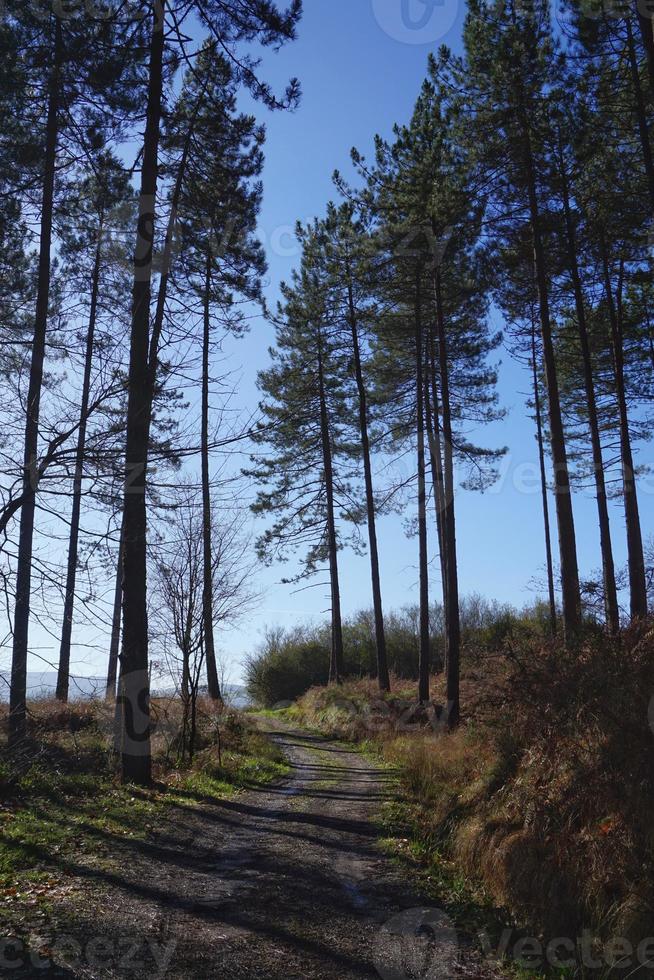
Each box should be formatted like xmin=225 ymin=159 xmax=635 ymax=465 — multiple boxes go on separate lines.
xmin=0 ymin=0 xmax=653 ymax=976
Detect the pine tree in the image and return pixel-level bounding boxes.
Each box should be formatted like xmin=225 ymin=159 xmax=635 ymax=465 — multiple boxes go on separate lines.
xmin=55 ymin=153 xmax=133 ymax=701
xmin=354 ymin=76 xmax=504 ymax=719
xmin=248 ymin=256 xmax=356 ymax=685
xmin=312 ymin=202 xmax=391 ymax=692
xmin=118 ymin=0 xmax=300 ymax=785
xmin=167 ymin=43 xmax=267 ymax=699
xmin=569 ymin=66 xmax=652 ymax=620
xmin=460 ymin=0 xmax=582 ymax=642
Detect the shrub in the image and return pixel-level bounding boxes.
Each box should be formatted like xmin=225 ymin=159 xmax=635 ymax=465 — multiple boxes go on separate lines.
xmin=245 ymin=626 xmax=331 ymax=706
xmin=245 ymin=598 xmax=551 ymax=706
xmin=290 ymin=620 xmax=654 ymax=946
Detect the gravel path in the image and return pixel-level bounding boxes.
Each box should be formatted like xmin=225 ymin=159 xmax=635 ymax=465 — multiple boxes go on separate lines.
xmin=25 ymin=723 xmax=500 ymax=979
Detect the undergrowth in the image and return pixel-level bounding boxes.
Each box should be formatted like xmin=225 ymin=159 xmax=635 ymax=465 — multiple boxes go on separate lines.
xmin=0 ymin=696 xmax=288 ymax=946
xmin=287 ymin=621 xmax=654 ymax=977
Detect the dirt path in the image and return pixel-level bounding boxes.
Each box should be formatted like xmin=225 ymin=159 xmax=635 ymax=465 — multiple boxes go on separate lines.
xmin=26 ymin=724 xmax=499 ymax=979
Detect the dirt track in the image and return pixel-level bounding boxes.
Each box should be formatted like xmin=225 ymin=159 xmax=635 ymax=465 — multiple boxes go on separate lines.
xmin=20 ymin=724 xmax=498 ymax=979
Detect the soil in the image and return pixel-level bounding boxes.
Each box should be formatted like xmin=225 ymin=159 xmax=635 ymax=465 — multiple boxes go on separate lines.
xmin=11 ymin=723 xmax=500 ymax=979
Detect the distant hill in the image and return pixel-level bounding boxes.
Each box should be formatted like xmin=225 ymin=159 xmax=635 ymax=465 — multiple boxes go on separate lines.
xmin=0 ymin=672 xmax=249 ymax=707
xmin=0 ymin=671 xmax=106 ymax=701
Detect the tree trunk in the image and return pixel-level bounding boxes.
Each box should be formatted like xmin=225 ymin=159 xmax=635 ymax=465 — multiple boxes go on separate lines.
xmin=119 ymin=1 xmax=166 ymax=785
xmin=531 ymin=325 xmax=557 ymax=635
xmin=600 ymin=238 xmax=648 ymax=619
xmin=201 ymin=253 xmax=222 ymax=701
xmin=9 ymin=19 xmax=63 ymax=745
xmin=425 ymin=325 xmax=448 ymax=640
xmin=518 ymin=103 xmax=581 ymax=643
xmin=558 ymin=152 xmax=620 ymax=634
xmin=113 ymin=660 xmax=124 ymax=755
xmin=56 ymin=234 xmax=103 ymax=701
xmin=626 ymin=16 xmax=654 ymax=213
xmin=345 ymin=274 xmax=389 ymax=692
xmin=147 ymin=77 xmax=203 ymax=377
xmin=415 ymin=274 xmax=430 ymax=705
xmin=316 ymin=324 xmax=344 ymax=684
xmin=106 ymin=519 xmax=123 ymax=701
xmin=434 ymin=268 xmax=460 ymax=726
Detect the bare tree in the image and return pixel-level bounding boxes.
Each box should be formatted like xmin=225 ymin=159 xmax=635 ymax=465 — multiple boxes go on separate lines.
xmin=152 ymin=489 xmax=257 ymax=762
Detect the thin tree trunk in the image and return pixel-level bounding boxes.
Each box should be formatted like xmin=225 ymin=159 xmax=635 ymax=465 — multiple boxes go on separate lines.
xmin=626 ymin=17 xmax=654 ymax=213
xmin=434 ymin=268 xmax=460 ymax=726
xmin=9 ymin=19 xmax=63 ymax=745
xmin=516 ymin=94 xmax=581 ymax=643
xmin=558 ymin=151 xmax=620 ymax=634
xmin=316 ymin=324 xmax=344 ymax=684
xmin=120 ymin=2 xmax=166 ymax=785
xmin=189 ymin=679 xmax=198 ymax=762
xmin=181 ymin=649 xmax=190 ymax=704
xmin=106 ymin=519 xmax=123 ymax=701
xmin=424 ymin=376 xmax=446 ymax=677
xmin=147 ymin=80 xmax=204 ymax=380
xmin=201 ymin=253 xmax=221 ymax=701
xmin=600 ymin=238 xmax=648 ymax=618
xmin=113 ymin=660 xmax=124 ymax=754
xmin=345 ymin=273 xmax=389 ymax=692
xmin=531 ymin=325 xmax=557 ymax=635
xmin=56 ymin=234 xmax=103 ymax=701
xmin=426 ymin=326 xmax=448 ymax=633
xmin=415 ymin=273 xmax=430 ymax=705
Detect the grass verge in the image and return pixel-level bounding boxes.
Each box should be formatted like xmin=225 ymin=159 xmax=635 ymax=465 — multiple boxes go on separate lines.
xmin=285 ymin=629 xmax=654 ymax=980
xmin=0 ymin=697 xmax=289 ymax=955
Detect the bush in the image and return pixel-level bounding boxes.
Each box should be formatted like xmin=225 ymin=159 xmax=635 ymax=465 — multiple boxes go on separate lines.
xmin=245 ymin=598 xmax=551 ymax=706
xmin=292 ymin=620 xmax=654 ymax=947
xmin=245 ymin=626 xmax=331 ymax=706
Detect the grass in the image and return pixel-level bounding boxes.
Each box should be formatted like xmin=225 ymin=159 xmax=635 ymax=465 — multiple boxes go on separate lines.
xmin=286 ymin=680 xmax=520 ymax=967
xmin=286 ymin=631 xmax=654 ymax=978
xmin=0 ymin=696 xmax=289 ymax=948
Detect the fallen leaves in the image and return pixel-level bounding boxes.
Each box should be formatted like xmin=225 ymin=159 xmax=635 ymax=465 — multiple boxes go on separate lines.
xmin=1 ymin=878 xmax=79 ymax=904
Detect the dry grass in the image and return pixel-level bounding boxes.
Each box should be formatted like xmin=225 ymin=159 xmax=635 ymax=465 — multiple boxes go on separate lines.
xmin=291 ymin=622 xmax=654 ymax=948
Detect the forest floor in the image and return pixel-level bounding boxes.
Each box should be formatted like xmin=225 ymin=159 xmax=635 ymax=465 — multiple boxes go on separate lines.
xmin=2 ymin=718 xmax=506 ymax=979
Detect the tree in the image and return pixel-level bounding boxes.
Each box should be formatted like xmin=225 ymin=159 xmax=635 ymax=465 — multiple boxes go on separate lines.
xmin=352 ymin=76 xmax=504 ymax=718
xmin=305 ymin=203 xmax=391 ymax=692
xmin=556 ymin=13 xmax=652 ymax=621
xmin=55 ymin=153 xmax=133 ymax=700
xmin=118 ymin=0 xmax=300 ymax=785
xmin=461 ymin=0 xmax=582 ymax=642
xmin=153 ymin=493 xmax=255 ymax=763
xmin=547 ymin=118 xmax=621 ymax=633
xmin=248 ymin=259 xmax=357 ymax=685
xmin=504 ymin=289 xmax=558 ymax=634
xmin=166 ymin=43 xmax=266 ymax=699
xmin=6 ymin=1 xmax=145 ymax=743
